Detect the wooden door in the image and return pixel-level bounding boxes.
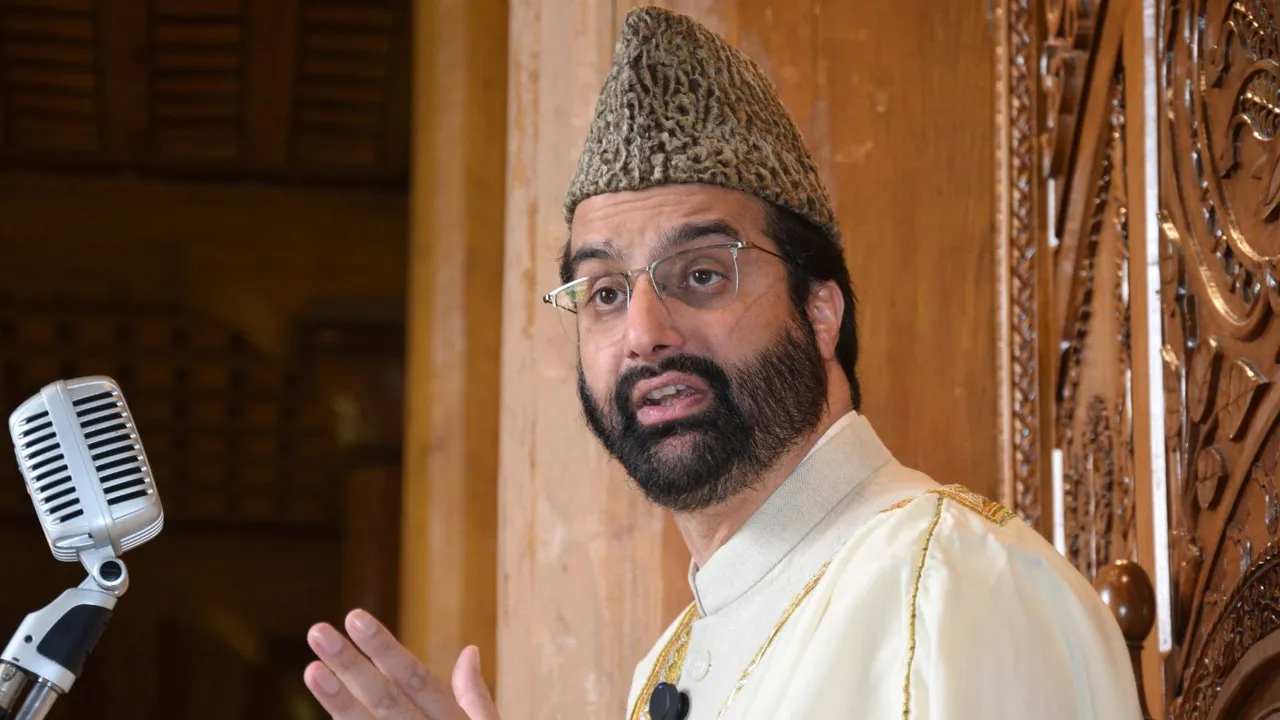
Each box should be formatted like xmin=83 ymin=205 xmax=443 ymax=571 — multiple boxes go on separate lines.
xmin=996 ymin=0 xmax=1280 ymax=715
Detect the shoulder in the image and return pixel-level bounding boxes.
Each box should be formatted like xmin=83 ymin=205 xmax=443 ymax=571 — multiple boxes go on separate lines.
xmin=824 ymin=481 xmax=1131 ymax=665
xmin=868 ymin=483 xmax=1058 ymax=572
xmin=861 ymin=483 xmax=1101 ymax=609
xmin=816 ymin=484 xmax=1142 ymax=716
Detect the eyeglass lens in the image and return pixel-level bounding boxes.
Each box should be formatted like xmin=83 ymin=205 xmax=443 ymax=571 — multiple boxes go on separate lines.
xmin=553 ymin=244 xmax=744 ymax=345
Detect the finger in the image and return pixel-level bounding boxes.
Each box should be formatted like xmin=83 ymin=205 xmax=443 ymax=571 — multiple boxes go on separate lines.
xmin=303 ymin=661 xmax=378 ymax=720
xmin=344 ymin=609 xmax=464 ymax=719
xmin=452 ymin=646 xmax=499 ymax=720
xmin=309 ymin=622 xmax=424 ymax=720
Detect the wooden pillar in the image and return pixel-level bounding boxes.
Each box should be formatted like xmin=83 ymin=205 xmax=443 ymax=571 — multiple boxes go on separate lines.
xmin=400 ymin=0 xmax=508 ymax=690
xmin=498 ymin=2 xmax=693 ymax=718
xmin=1122 ymin=0 xmax=1169 ymax=712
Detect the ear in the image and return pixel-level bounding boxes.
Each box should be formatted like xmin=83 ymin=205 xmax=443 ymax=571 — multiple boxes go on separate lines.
xmin=805 ymin=280 xmax=844 ymax=361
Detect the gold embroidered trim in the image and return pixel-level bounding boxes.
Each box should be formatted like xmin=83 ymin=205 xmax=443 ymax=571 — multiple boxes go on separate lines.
xmin=879 ymin=496 xmax=915 ymax=514
xmin=627 ymin=561 xmax=832 ymax=720
xmin=902 ymin=496 xmax=944 ymax=720
xmin=877 ymin=484 xmax=1015 ymax=526
xmin=932 ymin=484 xmax=1015 ymax=525
xmin=713 ymin=560 xmax=830 ymax=720
xmin=629 ymin=603 xmax=698 ymax=720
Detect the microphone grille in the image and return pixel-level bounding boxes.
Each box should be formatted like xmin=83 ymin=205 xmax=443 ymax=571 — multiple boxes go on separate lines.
xmin=72 ymin=387 xmax=157 ymax=513
xmin=12 ymin=406 xmax=82 ymax=527
xmin=9 ymin=377 xmax=163 ymax=561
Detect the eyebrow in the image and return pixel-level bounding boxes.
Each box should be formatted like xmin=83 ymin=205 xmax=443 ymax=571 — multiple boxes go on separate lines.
xmin=651 ymin=220 xmax=742 ymax=259
xmin=566 ymin=219 xmax=743 ymax=278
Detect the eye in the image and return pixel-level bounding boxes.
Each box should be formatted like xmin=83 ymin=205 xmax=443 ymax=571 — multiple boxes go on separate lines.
xmin=589 ymin=284 xmax=626 ymax=309
xmin=686 ymin=267 xmax=725 ymax=288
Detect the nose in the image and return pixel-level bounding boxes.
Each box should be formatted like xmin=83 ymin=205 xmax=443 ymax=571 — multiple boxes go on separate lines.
xmin=622 ymin=275 xmax=684 ymax=362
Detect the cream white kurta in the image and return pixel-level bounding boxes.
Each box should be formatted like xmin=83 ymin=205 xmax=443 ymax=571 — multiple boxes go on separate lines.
xmin=625 ymin=411 xmax=1142 ymax=720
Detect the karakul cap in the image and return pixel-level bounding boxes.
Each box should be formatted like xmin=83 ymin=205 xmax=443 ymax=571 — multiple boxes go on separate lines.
xmin=563 ymin=6 xmax=840 ymax=246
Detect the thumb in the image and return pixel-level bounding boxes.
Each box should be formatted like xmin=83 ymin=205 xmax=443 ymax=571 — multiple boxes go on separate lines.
xmin=452 ymin=645 xmax=499 ymax=720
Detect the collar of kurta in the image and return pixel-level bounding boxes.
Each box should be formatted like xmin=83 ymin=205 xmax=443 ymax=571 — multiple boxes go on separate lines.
xmin=686 ymin=410 xmax=893 ymax=616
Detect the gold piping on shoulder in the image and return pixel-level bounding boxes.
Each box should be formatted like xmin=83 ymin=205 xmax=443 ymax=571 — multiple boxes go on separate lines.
xmin=879 ymin=496 xmax=916 ymax=514
xmin=932 ymin=484 xmax=1016 ymax=526
xmin=877 ymin=485 xmax=1015 ymax=527
xmin=902 ymin=496 xmax=945 ymax=719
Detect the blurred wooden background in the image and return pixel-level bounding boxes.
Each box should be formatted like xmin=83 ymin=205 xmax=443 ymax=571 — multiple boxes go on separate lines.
xmin=0 ymin=1 xmax=409 ymax=717
xmin=0 ymin=0 xmax=997 ymax=718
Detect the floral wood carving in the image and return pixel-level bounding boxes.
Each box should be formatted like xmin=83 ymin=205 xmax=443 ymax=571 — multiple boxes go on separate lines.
xmin=1188 ymin=339 xmax=1224 ymax=423
xmin=1249 ymin=440 xmax=1280 ymax=537
xmin=1172 ymin=542 xmax=1280 ymax=720
xmin=1219 ymin=360 xmax=1269 ymax=440
xmin=1056 ymin=65 xmax=1138 ymax=580
xmin=1195 ymin=445 xmax=1229 ymax=510
xmin=1162 ymin=0 xmax=1280 ymax=711
xmin=1210 ymin=0 xmax=1280 ymax=222
xmin=1042 ymin=0 xmax=1099 ymax=180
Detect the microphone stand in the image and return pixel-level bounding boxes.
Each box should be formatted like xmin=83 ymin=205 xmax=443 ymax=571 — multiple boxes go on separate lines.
xmin=0 ymin=549 xmax=127 ymax=720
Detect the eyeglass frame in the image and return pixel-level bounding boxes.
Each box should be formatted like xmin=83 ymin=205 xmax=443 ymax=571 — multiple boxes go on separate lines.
xmin=539 ymin=240 xmax=788 ymax=316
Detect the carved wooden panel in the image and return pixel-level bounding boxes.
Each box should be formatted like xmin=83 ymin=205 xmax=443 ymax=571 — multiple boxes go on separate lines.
xmin=995 ymin=0 xmax=1046 ymax=528
xmin=0 ymin=0 xmax=409 ymax=183
xmin=291 ymin=1 xmax=400 ymax=168
xmin=1056 ymin=63 xmax=1141 ymax=579
xmin=1161 ymin=0 xmax=1280 ymax=715
xmin=1042 ymin=0 xmax=1102 ymax=211
xmin=1000 ymin=0 xmax=1142 ymax=583
xmin=1000 ymin=0 xmax=1280 ymax=714
xmin=149 ymin=0 xmax=246 ymax=162
xmin=0 ymin=0 xmax=103 ymax=154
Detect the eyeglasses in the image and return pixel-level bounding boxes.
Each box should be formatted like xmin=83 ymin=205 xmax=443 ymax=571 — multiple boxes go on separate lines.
xmin=541 ymin=241 xmax=786 ymax=343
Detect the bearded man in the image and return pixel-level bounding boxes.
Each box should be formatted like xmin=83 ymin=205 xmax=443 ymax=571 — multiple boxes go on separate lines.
xmin=301 ymin=7 xmax=1144 ymax=719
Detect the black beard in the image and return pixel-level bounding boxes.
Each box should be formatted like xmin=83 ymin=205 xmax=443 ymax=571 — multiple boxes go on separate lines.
xmin=577 ymin=318 xmax=828 ymax=512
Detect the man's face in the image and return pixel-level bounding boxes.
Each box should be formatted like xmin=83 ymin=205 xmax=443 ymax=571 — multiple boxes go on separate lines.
xmin=567 ymin=185 xmax=830 ymax=512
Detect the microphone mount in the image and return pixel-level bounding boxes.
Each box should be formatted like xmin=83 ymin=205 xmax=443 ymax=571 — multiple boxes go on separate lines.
xmin=0 ymin=547 xmax=130 ymax=720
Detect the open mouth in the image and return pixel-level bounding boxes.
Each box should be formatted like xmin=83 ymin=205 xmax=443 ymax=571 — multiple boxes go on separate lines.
xmin=631 ymin=374 xmax=710 ymax=425
xmin=642 ymin=384 xmax=698 ymax=406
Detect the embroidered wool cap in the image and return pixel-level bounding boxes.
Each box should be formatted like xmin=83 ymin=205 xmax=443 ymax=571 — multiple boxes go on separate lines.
xmin=564 ymin=6 xmax=840 ymax=245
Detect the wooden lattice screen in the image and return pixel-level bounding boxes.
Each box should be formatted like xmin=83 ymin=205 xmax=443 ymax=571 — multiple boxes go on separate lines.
xmin=0 ymin=304 xmax=343 ymax=532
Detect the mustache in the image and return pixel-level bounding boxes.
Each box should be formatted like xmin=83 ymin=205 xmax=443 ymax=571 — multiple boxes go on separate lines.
xmin=612 ymin=354 xmax=731 ymax=415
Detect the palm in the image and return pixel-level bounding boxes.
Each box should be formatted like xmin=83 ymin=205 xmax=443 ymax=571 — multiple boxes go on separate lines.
xmin=302 ymin=609 xmax=499 ymax=720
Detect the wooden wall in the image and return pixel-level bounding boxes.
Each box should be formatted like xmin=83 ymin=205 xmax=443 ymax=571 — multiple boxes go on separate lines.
xmin=490 ymin=1 xmax=998 ymax=718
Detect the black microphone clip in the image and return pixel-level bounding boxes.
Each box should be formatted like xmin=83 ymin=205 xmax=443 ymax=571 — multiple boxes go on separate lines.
xmin=648 ymin=682 xmax=690 ymax=720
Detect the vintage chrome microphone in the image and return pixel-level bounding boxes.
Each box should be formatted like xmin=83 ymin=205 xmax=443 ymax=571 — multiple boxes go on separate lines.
xmin=0 ymin=377 xmax=163 ymax=720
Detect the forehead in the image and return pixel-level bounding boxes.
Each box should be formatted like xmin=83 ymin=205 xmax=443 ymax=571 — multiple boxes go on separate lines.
xmin=569 ymin=185 xmax=767 ymax=258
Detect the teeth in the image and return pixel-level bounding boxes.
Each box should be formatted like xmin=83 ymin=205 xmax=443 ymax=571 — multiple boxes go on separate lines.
xmin=645 ymin=384 xmax=688 ymax=401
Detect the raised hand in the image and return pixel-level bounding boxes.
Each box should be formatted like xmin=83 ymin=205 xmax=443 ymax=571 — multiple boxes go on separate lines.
xmin=303 ymin=608 xmax=500 ymax=720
